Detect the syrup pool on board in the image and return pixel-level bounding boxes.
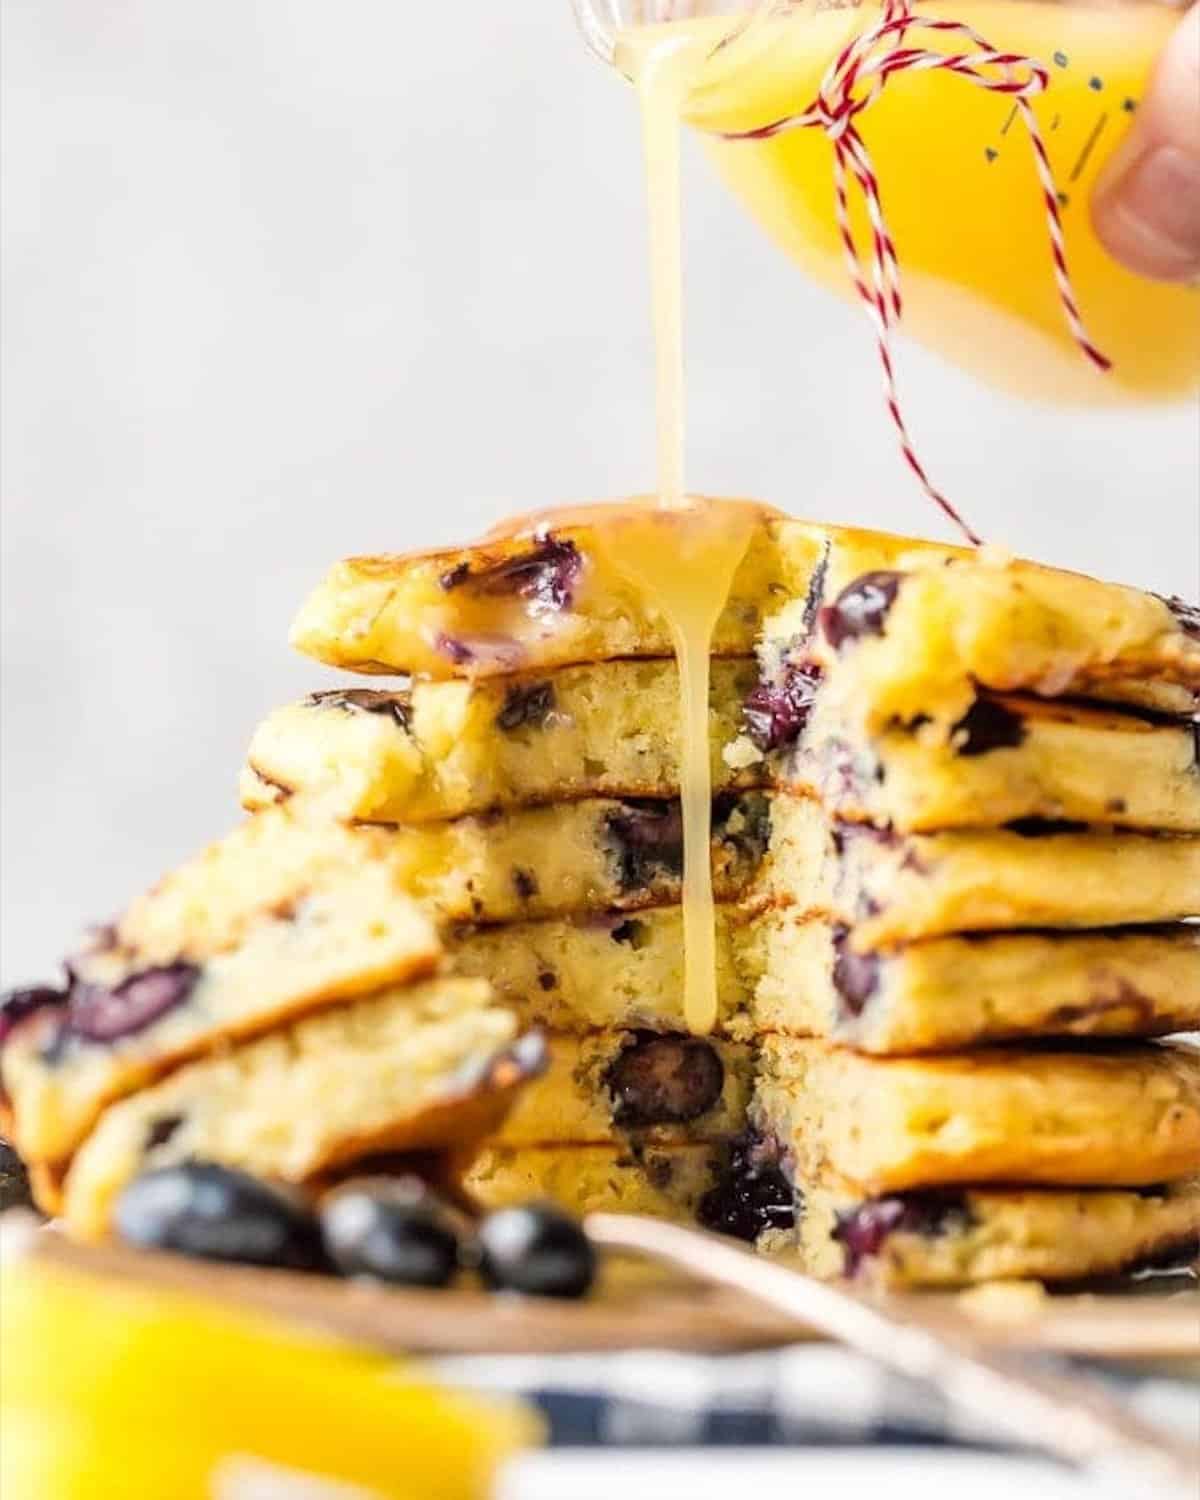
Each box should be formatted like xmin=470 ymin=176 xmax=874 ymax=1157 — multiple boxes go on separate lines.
xmin=616 ymin=0 xmax=1200 ymax=404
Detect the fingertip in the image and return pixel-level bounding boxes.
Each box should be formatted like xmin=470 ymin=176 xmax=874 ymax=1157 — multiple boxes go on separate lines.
xmin=1091 ymin=4 xmax=1200 ymax=282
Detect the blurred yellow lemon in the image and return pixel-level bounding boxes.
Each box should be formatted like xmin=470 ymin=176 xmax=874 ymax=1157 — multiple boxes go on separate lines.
xmin=1 ymin=1257 xmax=538 ymax=1499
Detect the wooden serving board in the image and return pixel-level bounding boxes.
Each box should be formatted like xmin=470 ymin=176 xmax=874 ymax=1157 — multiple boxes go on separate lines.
xmin=23 ymin=1223 xmax=1200 ymax=1365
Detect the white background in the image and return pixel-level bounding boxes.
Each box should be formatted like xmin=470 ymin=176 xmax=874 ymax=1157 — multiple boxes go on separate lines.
xmin=3 ymin=0 xmax=1198 ymax=985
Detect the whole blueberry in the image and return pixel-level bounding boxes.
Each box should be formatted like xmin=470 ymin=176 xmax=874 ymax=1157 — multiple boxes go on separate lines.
xmin=742 ymin=662 xmax=822 ymax=752
xmin=321 ymin=1178 xmax=460 ymax=1288
xmin=833 ymin=1189 xmax=973 ymax=1276
xmin=820 ymin=571 xmax=902 ymax=649
xmin=0 ymin=985 xmax=66 ymax=1048
xmin=476 ymin=1203 xmax=596 ymax=1299
xmin=697 ymin=1131 xmax=794 ymax=1242
xmin=114 ymin=1161 xmax=324 ymax=1271
xmin=0 ymin=1140 xmax=34 ymax=1212
xmin=831 ymin=927 xmax=881 ymax=1019
xmin=604 ymin=800 xmax=684 ymax=892
xmin=605 ymin=1033 xmax=725 ymax=1127
xmin=68 ymin=962 xmax=200 ymax=1044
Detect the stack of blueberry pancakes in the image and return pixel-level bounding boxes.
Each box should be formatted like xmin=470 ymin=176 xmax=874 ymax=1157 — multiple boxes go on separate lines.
xmin=269 ymin=514 xmax=1200 ymax=1287
xmin=738 ymin=535 xmax=1200 ymax=1285
xmin=257 ymin=516 xmax=1200 ymax=1284
xmin=3 ymin=510 xmax=1199 ymax=1291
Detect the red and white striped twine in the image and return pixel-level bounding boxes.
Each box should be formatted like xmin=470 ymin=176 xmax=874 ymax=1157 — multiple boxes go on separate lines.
xmin=720 ymin=0 xmax=1112 ymax=547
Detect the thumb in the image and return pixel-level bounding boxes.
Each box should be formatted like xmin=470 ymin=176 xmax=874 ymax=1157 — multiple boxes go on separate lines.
xmin=1091 ymin=3 xmax=1200 ymax=283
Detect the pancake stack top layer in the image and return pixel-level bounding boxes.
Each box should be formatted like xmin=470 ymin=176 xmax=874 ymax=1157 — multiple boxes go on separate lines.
xmin=3 ymin=508 xmax=1199 ymax=1290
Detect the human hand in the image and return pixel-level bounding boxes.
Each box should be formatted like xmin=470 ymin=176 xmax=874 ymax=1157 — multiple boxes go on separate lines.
xmin=1092 ymin=3 xmax=1200 ymax=282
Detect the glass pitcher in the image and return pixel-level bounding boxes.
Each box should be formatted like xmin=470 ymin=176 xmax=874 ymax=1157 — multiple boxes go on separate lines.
xmin=572 ymin=0 xmax=1200 ymax=404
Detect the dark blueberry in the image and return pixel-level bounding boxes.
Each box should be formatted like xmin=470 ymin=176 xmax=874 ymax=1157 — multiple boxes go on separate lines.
xmin=819 ymin=571 xmax=903 ymax=649
xmin=604 ymin=800 xmax=684 ymax=892
xmin=114 ymin=1162 xmax=325 ymax=1270
xmin=68 ymin=962 xmax=200 ymax=1044
xmin=0 ymin=985 xmax=67 ymax=1048
xmin=950 ymin=697 xmax=1027 ymax=757
xmin=436 ymin=632 xmax=475 ymax=665
xmin=610 ymin=918 xmax=649 ymax=948
xmin=476 ymin=1203 xmax=597 ymax=1298
xmin=605 ymin=1033 xmax=725 ymax=1127
xmin=742 ymin=662 xmax=823 ymax=752
xmin=36 ymin=1019 xmax=72 ymax=1067
xmin=536 ymin=970 xmax=558 ymax=991
xmin=496 ymin=681 xmax=556 ymax=732
xmin=833 ymin=1189 xmax=974 ymax=1276
xmin=439 ymin=535 xmax=582 ymax=618
xmin=1160 ymin=593 xmax=1200 ymax=640
xmin=697 ymin=1131 xmax=794 ymax=1242
xmin=831 ymin=927 xmax=881 ymax=1019
xmin=436 ymin=631 xmax=523 ymax=670
xmin=512 ymin=867 xmax=539 ymax=901
xmin=321 ymin=1177 xmax=460 ymax=1287
xmin=1005 ymin=817 xmax=1088 ymax=838
xmin=306 ymin=687 xmax=412 ymax=732
xmin=1192 ymin=719 xmax=1200 ymax=771
xmin=714 ymin=792 xmax=772 ymax=868
xmin=144 ymin=1114 xmax=185 ymax=1151
xmin=832 ymin=1197 xmax=907 ymax=1272
xmin=0 ymin=1139 xmax=34 ymax=1212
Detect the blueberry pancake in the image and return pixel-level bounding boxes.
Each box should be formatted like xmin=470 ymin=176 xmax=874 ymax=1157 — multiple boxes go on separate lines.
xmin=455 ymin=1142 xmax=726 ymax=1223
xmin=754 ymin=915 xmax=1200 ymax=1052
xmin=248 ymin=663 xmax=1199 ymax=836
xmin=290 ymin=505 xmax=804 ymax=679
xmin=759 ymin=540 xmax=1199 ymax=730
xmin=764 ymin=794 xmax=1200 ymax=948
xmin=491 ymin=1032 xmax=753 ymax=1148
xmin=449 ymin=906 xmax=754 ymax=1035
xmin=0 ymin=809 xmax=442 ymax=1167
xmin=458 ymin=1136 xmax=796 ymax=1244
xmin=752 ymin=1038 xmax=1200 ymax=1194
xmin=58 ymin=978 xmax=538 ymax=1241
xmin=740 ymin=687 xmax=1200 ymax=835
xmin=242 ymin=658 xmax=760 ymax=824
xmin=792 ymin=1175 xmax=1200 ymax=1288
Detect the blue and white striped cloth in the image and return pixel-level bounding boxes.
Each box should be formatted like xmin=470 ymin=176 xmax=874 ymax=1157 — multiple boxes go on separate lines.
xmin=434 ymin=1345 xmax=1198 ymax=1452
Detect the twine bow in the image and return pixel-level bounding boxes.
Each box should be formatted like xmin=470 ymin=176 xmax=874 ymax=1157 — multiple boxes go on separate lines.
xmin=721 ymin=0 xmax=1112 ymax=546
